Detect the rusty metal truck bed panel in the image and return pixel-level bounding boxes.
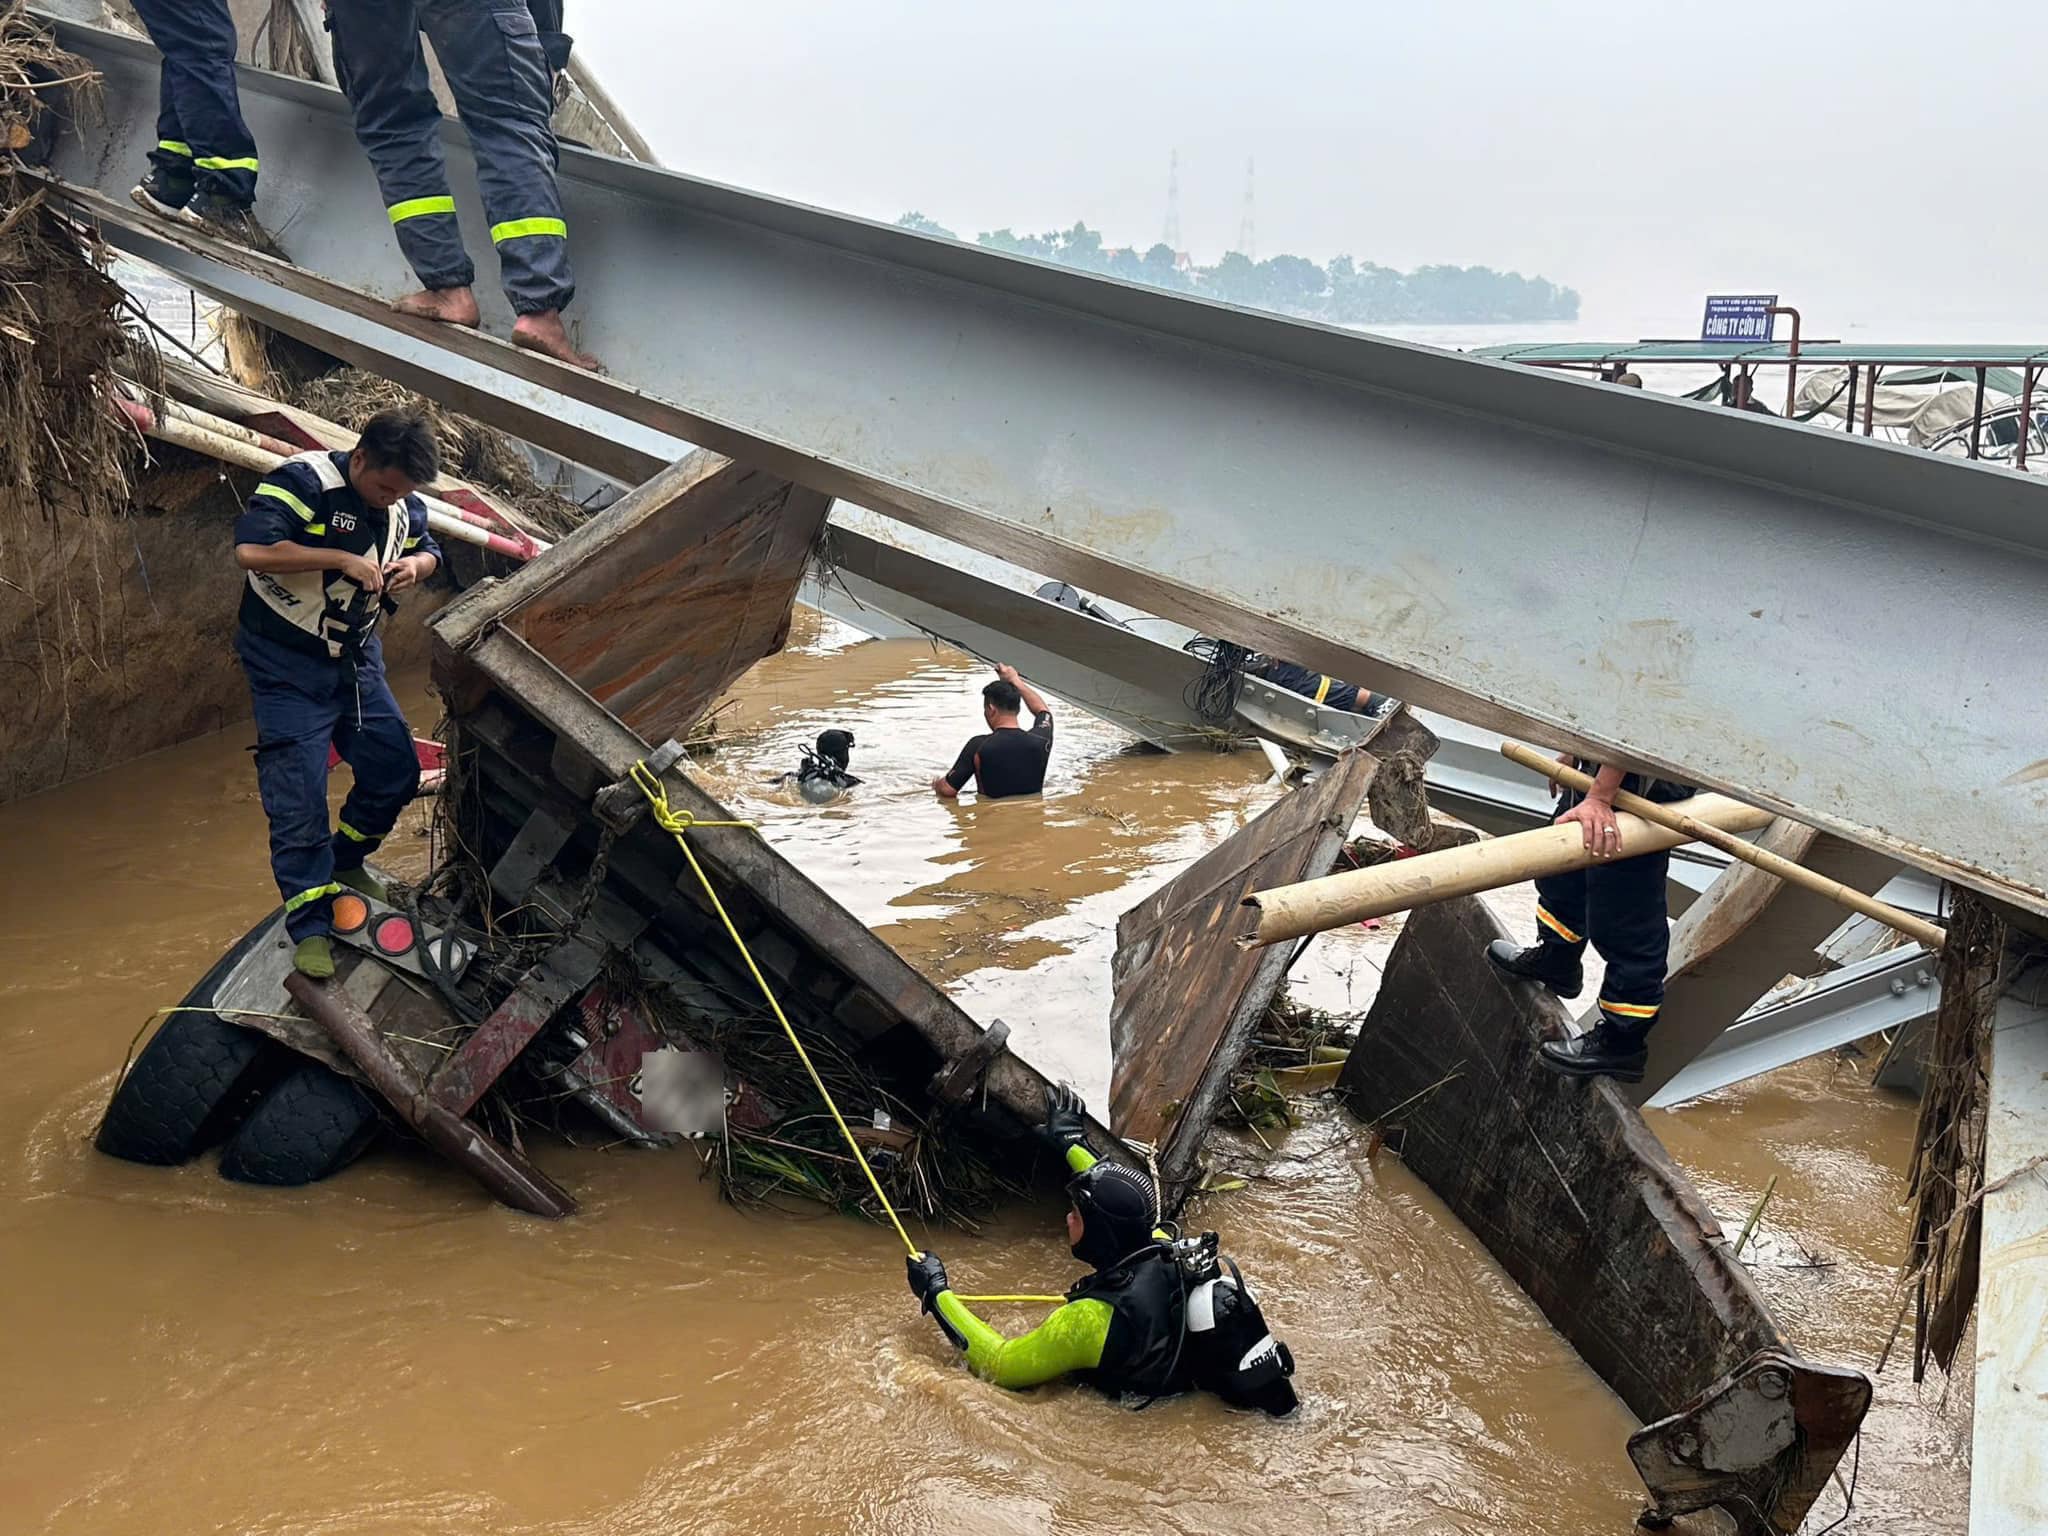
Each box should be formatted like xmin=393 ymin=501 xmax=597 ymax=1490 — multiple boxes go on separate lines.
xmin=1338 ymin=896 xmax=1871 ymax=1532
xmin=1110 ymin=748 xmax=1375 ymax=1194
xmin=434 ymin=451 xmax=832 ymax=747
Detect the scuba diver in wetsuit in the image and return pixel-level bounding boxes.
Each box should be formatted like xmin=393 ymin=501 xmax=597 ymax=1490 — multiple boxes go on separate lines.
xmin=906 ymin=1087 xmax=1298 ymax=1415
xmin=768 ymin=728 xmax=862 ymax=804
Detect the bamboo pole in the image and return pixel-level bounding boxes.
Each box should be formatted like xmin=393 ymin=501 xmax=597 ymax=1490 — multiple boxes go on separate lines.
xmin=1500 ymin=742 xmax=1946 ymax=951
xmin=1242 ymin=793 xmax=1774 ymax=947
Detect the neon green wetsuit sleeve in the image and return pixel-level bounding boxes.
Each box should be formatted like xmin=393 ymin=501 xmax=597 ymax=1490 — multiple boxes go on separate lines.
xmin=932 ymin=1291 xmax=1112 ymax=1388
xmin=921 ymin=1139 xmax=1113 ymax=1389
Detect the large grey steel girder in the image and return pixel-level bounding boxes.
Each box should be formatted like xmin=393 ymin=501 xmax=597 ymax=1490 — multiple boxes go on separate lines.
xmin=40 ymin=17 xmax=2048 ymax=914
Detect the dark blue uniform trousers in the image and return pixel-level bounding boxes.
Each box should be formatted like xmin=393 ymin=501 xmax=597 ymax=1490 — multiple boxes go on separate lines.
xmin=328 ymin=0 xmax=575 ymax=315
xmin=238 ymin=631 xmax=421 ymax=941
xmin=1532 ymin=791 xmax=1672 ymax=1039
xmin=130 ymin=0 xmax=259 ymax=207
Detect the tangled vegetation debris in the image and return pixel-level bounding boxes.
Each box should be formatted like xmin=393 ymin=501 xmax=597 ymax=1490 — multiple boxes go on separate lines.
xmin=1222 ymin=992 xmax=1356 ymax=1141
xmin=1884 ymin=890 xmax=2010 ymax=1380
xmin=290 ymin=366 xmax=591 ymax=541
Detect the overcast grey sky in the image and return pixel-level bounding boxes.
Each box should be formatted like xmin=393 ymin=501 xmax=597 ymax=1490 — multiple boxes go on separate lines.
xmin=578 ymin=2 xmax=2038 ymax=337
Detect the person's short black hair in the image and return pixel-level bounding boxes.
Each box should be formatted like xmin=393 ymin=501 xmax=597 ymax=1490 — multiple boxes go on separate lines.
xmin=983 ymin=678 xmax=1023 ymax=713
xmin=354 ymin=407 xmax=440 ymax=484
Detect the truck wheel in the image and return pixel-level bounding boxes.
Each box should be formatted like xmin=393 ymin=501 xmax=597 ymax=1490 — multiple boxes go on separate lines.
xmin=95 ymin=908 xmax=291 ymax=1166
xmin=218 ymin=1061 xmax=382 ymax=1186
xmin=95 ymin=1009 xmax=285 ymax=1166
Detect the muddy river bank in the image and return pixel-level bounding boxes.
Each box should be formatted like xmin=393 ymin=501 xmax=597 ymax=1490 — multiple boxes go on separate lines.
xmin=0 ymin=615 xmax=1969 ymax=1533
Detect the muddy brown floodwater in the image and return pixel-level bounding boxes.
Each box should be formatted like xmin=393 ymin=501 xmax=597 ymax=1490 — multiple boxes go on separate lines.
xmin=0 ymin=612 xmax=1969 ymax=1534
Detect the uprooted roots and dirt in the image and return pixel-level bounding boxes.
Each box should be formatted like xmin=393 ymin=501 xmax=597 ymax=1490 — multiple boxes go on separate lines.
xmin=0 ymin=8 xmax=147 ymax=726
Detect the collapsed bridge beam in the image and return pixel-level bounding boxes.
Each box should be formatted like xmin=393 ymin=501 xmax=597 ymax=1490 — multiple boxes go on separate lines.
xmin=35 ymin=14 xmax=2048 ymax=917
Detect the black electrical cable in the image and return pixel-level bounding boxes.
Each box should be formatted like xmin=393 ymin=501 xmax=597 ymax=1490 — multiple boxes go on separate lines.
xmin=1181 ymin=636 xmax=1255 ymax=725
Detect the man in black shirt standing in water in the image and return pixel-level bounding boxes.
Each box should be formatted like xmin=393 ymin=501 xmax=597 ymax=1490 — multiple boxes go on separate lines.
xmin=933 ymin=664 xmax=1054 ymax=800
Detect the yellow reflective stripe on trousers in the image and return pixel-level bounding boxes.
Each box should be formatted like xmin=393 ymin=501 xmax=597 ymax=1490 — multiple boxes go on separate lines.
xmin=158 ymin=139 xmax=193 ymax=157
xmin=1598 ymin=998 xmax=1660 ymax=1019
xmin=336 ymin=820 xmax=371 ymax=844
xmin=490 ymin=216 xmax=567 ymax=243
xmin=388 ymin=195 xmax=457 ymax=224
xmin=1313 ymin=674 xmax=1333 ymax=705
xmin=284 ymin=882 xmax=342 ymax=912
xmin=195 ymin=155 xmax=259 ymax=171
xmin=1534 ymin=904 xmax=1582 ymax=944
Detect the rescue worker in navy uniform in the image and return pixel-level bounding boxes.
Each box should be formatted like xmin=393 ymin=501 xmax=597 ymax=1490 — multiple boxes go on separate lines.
xmin=325 ymin=0 xmax=601 ymax=371
xmin=233 ymin=409 xmax=444 ymax=980
xmin=906 ymin=1087 xmax=1298 ymax=1415
xmin=1251 ymin=655 xmax=1395 ymax=718
xmin=1486 ymin=758 xmax=1695 ymax=1081
xmin=126 ymin=0 xmax=267 ymax=245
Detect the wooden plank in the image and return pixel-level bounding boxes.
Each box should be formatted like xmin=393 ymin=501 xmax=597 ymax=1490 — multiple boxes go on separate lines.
xmin=1336 ymin=895 xmax=1870 ymax=1532
xmin=288 ymin=973 xmax=577 ymax=1218
xmin=1109 ymin=748 xmax=1374 ymax=1193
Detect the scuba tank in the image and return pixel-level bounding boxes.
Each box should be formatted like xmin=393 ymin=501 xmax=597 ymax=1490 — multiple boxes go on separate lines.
xmin=1170 ymin=1231 xmax=1298 ymax=1416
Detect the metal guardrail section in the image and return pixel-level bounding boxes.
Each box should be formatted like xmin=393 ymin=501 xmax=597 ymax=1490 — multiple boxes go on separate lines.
xmin=40 ymin=16 xmax=2048 ymax=915
xmin=1645 ymin=946 xmax=1939 ymax=1108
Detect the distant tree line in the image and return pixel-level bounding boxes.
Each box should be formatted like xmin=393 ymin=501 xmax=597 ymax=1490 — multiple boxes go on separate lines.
xmin=894 ymin=213 xmax=1578 ymax=325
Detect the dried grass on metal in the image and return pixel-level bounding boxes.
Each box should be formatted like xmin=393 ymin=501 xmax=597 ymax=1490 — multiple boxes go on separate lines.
xmin=291 ymin=367 xmax=591 ymax=540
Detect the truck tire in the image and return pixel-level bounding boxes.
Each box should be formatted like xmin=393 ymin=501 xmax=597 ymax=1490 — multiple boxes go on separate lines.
xmin=95 ymin=911 xmax=291 ymax=1166
xmin=95 ymin=1010 xmax=284 ymax=1165
xmin=218 ymin=1061 xmax=382 ymax=1186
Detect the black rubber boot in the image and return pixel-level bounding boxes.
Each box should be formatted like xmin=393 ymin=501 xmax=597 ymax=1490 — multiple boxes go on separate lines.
xmin=1485 ymin=938 xmax=1585 ymax=999
xmin=1539 ymin=1023 xmax=1648 ymax=1083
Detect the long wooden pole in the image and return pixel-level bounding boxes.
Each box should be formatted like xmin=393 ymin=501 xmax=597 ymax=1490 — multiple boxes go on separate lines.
xmin=1242 ymin=793 xmax=1774 ymax=947
xmin=1499 ymin=743 xmax=1947 ymax=951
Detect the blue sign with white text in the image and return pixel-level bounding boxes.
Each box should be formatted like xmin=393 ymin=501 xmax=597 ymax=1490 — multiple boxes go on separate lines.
xmin=1701 ymin=295 xmax=1778 ymax=343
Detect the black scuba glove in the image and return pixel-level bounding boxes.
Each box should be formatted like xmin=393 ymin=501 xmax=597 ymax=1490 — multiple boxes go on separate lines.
xmin=1040 ymin=1082 xmax=1091 ymax=1157
xmin=907 ymin=1250 xmax=949 ymax=1309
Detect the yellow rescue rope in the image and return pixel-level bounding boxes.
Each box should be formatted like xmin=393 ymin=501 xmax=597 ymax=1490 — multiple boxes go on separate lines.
xmin=627 ymin=760 xmax=927 ymax=1253
xmin=627 ymin=761 xmax=1065 ymax=1307
xmin=127 ymin=815 xmax=1070 ymax=1309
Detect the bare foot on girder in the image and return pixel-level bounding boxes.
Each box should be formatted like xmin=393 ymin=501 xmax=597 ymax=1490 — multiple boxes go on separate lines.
xmin=392 ymin=286 xmax=481 ymax=327
xmin=511 ymin=311 xmax=604 ymax=373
